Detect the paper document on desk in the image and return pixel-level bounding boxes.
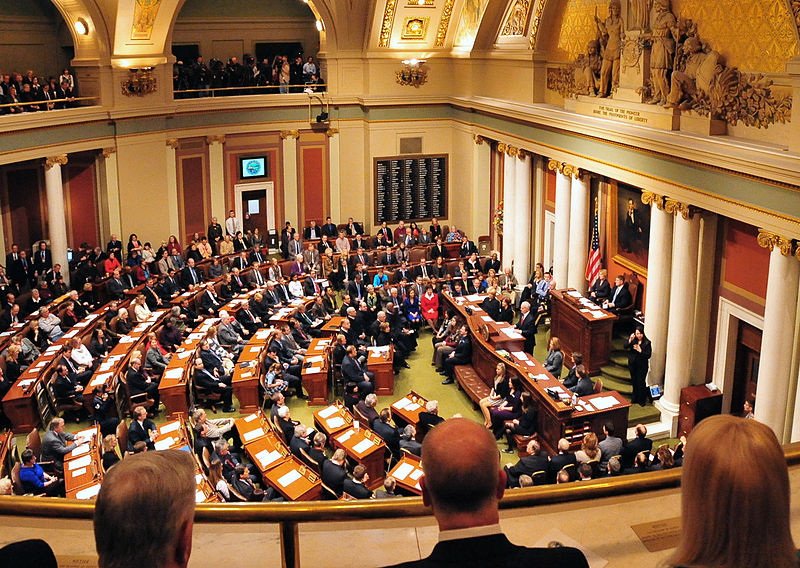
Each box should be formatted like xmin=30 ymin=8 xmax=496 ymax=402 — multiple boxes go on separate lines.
xmin=591 ymin=396 xmax=618 ymax=410
xmin=243 ymin=413 xmax=258 ymax=422
xmin=90 ymin=373 xmax=112 ymax=387
xmin=317 ymin=339 xmax=331 ymax=345
xmin=255 ymin=330 xmax=272 ymax=340
xmin=368 ymin=346 xmax=390 ymax=353
xmin=249 ymin=346 xmax=262 ymax=354
xmin=511 ymin=351 xmax=528 ymax=360
xmin=119 ymin=336 xmax=135 ymax=344
xmin=337 ymin=429 xmax=354 ymax=444
xmin=154 ymin=437 xmax=175 ymax=451
xmin=256 ymin=449 xmax=282 ymax=467
xmin=500 ymin=328 xmax=522 ymax=338
xmin=580 ymin=309 xmax=591 ymax=313
xmin=68 ymin=455 xmax=92 ymax=470
xmin=18 ymin=379 xmax=36 ymax=388
xmin=71 ymin=467 xmax=87 ymax=478
xmin=62 ymin=330 xmax=78 ymax=339
xmin=393 ymin=397 xmax=411 ymax=410
xmin=305 ymin=355 xmax=324 ymax=363
xmin=76 ymin=428 xmax=97 ymax=439
xmin=163 ymin=368 xmax=184 ymax=380
xmin=353 ymin=439 xmax=374 ymax=454
xmin=481 ymin=316 xmax=493 ymax=322
xmin=318 ymin=405 xmax=337 ymax=419
xmin=326 ymin=416 xmax=345 ymax=428
xmin=160 ymin=421 xmax=181 ymax=434
xmin=590 ymin=310 xmax=606 ymax=318
xmin=465 ymin=294 xmax=482 ymax=302
xmin=567 ymin=291 xmax=583 ymax=298
xmin=405 ymin=403 xmax=420 ymax=412
xmin=177 ymin=351 xmax=193 ymax=360
xmin=243 ymin=428 xmax=264 ymax=442
xmin=134 ymin=324 xmax=149 ymax=333
xmin=76 ymin=484 xmax=102 ymax=500
xmin=394 ymin=463 xmax=414 ymax=480
xmin=305 ymin=366 xmax=322 ymax=374
xmin=195 ymin=490 xmax=206 ymax=503
xmin=409 ymin=469 xmax=423 ymax=480
xmin=277 ymin=469 xmax=302 ymax=487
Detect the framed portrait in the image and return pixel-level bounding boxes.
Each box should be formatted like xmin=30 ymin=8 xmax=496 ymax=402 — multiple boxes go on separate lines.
xmin=609 ymin=181 xmax=650 ymax=276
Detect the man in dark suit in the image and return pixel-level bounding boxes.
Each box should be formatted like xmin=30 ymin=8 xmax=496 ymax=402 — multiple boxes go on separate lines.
xmin=193 ymin=357 xmax=234 ymax=411
xmin=5 ymin=244 xmax=23 ymax=290
xmin=516 ymin=301 xmax=536 ymax=354
xmin=126 ymin=357 xmax=160 ymax=412
xmin=127 ymin=405 xmax=158 ymax=451
xmin=376 ymin=222 xmax=393 ymax=245
xmin=504 ymin=439 xmax=550 ymax=487
xmin=32 ymin=241 xmax=52 ymax=279
xmin=442 ymin=326 xmax=471 ymax=385
xmin=620 ymin=424 xmax=653 ymax=468
xmin=320 ymin=216 xmax=338 ymax=239
xmin=199 ymin=284 xmax=222 ymax=316
xmin=430 ymin=237 xmax=447 ymax=261
xmin=321 ymin=448 xmax=348 ymax=497
xmin=181 ymin=258 xmax=203 ymax=289
xmin=383 ymin=419 xmax=589 ymax=568
xmin=249 ymin=245 xmax=265 ymax=265
xmin=53 ymin=364 xmax=85 ymax=404
xmin=547 ymin=438 xmax=577 ymax=483
xmin=569 ymin=365 xmax=594 ymax=397
xmin=303 ymin=270 xmax=323 ymax=297
xmin=341 ymin=345 xmax=374 ymax=396
xmin=352 ymin=234 xmax=369 ymax=250
xmin=304 ymin=220 xmax=322 ymax=240
xmin=458 ymin=236 xmax=477 ymax=258
xmin=562 ymin=352 xmax=583 ymax=389
xmin=345 ymin=217 xmax=363 ymax=236
xmin=604 ymin=275 xmax=632 ymax=314
xmin=372 ymin=408 xmax=401 ymax=459
xmin=343 ymin=464 xmax=373 ymax=499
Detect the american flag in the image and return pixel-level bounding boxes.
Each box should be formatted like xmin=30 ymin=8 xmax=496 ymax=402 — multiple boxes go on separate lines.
xmin=585 ymin=197 xmax=601 ymax=284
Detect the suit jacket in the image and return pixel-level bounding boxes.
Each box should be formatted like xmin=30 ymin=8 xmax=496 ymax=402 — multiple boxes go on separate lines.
xmin=483 ymin=258 xmax=501 ymax=273
xmin=515 ymin=311 xmax=536 ymax=354
xmin=247 ymin=269 xmax=266 ymax=289
xmin=345 ymin=222 xmax=364 ymax=236
xmin=548 ymin=452 xmax=577 ymax=483
xmin=372 ymin=420 xmax=401 ymax=457
xmin=41 ymin=430 xmax=78 ymax=466
xmin=451 ymin=335 xmax=472 ymax=365
xmin=570 ymin=376 xmax=594 ymax=397
xmin=200 ymin=290 xmax=221 ymax=314
xmin=107 ymin=278 xmax=126 ymax=300
xmin=608 ymin=284 xmax=632 ymax=312
xmin=33 ymin=249 xmax=52 ymax=275
xmin=128 ymin=419 xmax=157 ymax=451
xmin=341 ymin=355 xmax=366 ymax=384
xmin=321 ymin=223 xmax=339 ymax=238
xmin=304 ymin=225 xmax=322 ymax=240
xmin=506 ymin=451 xmax=550 ymax=486
xmin=249 ymin=249 xmax=266 ymax=265
xmin=342 ymin=478 xmax=373 ymax=499
xmin=304 ymin=277 xmax=323 ymax=297
xmin=321 ymin=460 xmax=347 ymax=496
xmin=385 ymin=533 xmax=589 ymax=568
xmin=181 ymin=265 xmax=203 ymax=288
xmin=459 ymin=241 xmax=477 ymax=257
xmin=590 ymin=278 xmax=611 ymax=301
xmin=621 ymin=436 xmax=653 ymax=467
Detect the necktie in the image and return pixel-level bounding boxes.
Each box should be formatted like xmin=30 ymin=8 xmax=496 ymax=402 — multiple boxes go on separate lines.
xmin=191 ymin=268 xmax=197 ymax=284
xmin=41 ymin=252 xmax=45 ymax=262
xmin=256 ymin=272 xmax=263 ymax=285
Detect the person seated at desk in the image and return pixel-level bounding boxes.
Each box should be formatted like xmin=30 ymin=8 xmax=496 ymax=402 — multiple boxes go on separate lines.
xmin=489 ymin=377 xmax=522 ymax=439
xmin=322 ymin=448 xmax=348 ymax=497
xmin=562 ymin=352 xmax=583 ymax=389
xmin=54 ymin=363 xmax=86 ymax=406
xmin=263 ymin=355 xmax=303 ymax=398
xmin=127 ymin=406 xmax=158 ymax=451
xmin=218 ymin=312 xmax=247 ymax=355
xmin=19 ymin=449 xmax=64 ymax=497
xmin=441 ymin=325 xmax=471 ymax=385
xmin=496 ymin=296 xmax=514 ymax=324
xmin=304 ymin=220 xmax=322 ymax=240
xmin=569 ymin=364 xmax=594 ymax=397
xmin=603 ymin=275 xmax=632 ymax=314
xmin=588 ymin=269 xmax=611 ymax=304
xmin=373 ymin=408 xmax=402 ymax=459
xmin=289 ymin=423 xmax=313 ymax=458
xmin=479 ymin=287 xmax=501 ymax=320
xmin=373 ymin=266 xmax=389 ymax=288
xmin=543 ymin=336 xmax=564 ymax=377
xmin=355 ymin=393 xmax=380 ymax=427
xmin=418 ymin=400 xmax=445 ymax=433
xmin=127 ymin=357 xmax=161 ymax=413
xmin=193 ymin=358 xmax=235 ymax=412
xmin=321 ymin=216 xmax=339 ymax=239
xmin=400 ymin=425 xmax=422 ymax=456
xmin=308 ymin=432 xmax=328 ymax=467
xmin=504 ymin=439 xmax=550 ymax=487
xmin=343 ymin=464 xmax=373 ymax=499
xmin=376 ymin=476 xmax=399 ymax=498
xmin=41 ymin=417 xmax=85 ymax=471
xmin=341 ymin=345 xmax=374 ymax=398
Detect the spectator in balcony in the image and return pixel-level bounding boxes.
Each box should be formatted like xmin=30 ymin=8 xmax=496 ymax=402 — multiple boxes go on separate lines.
xmin=59 ymin=68 xmax=74 ymax=90
xmin=303 ymin=57 xmax=317 ymax=82
xmin=279 ymin=59 xmax=290 ymax=94
xmin=3 ymin=85 xmax=23 ymax=114
xmin=19 ymin=83 xmax=41 ymax=111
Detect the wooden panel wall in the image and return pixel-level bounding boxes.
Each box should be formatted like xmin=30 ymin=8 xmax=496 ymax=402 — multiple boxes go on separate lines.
xmin=64 ymin=160 xmax=100 ymax=248
xmin=177 ymin=139 xmax=211 ymax=243
xmin=297 ymin=133 xmax=329 ymax=227
xmin=3 ymin=166 xmax=45 ymax=249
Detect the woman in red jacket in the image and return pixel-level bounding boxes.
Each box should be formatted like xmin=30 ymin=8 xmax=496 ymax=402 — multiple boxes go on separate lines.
xmin=420 ymin=283 xmax=440 ymax=333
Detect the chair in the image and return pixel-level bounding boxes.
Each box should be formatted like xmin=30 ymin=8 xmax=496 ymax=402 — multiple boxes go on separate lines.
xmin=271 ymin=416 xmax=287 ymax=444
xmin=117 ymin=373 xmax=155 ymax=418
xmin=225 ymin=481 xmax=247 ymax=503
xmin=25 ymin=429 xmax=42 ymax=460
xmin=531 ymin=470 xmax=547 ymax=486
xmin=192 ymin=374 xmax=222 ymax=413
xmin=299 ymin=447 xmax=321 ymax=474
xmin=593 ymin=378 xmax=603 ymax=394
xmin=115 ymin=420 xmax=128 ymax=458
xmin=46 ymin=379 xmax=83 ymax=422
xmin=341 ymin=491 xmax=358 ymax=501
xmin=10 ymin=463 xmax=24 ymax=495
xmin=321 ymin=481 xmax=339 ymax=500
xmin=561 ymin=463 xmax=577 ymax=481
xmin=201 ymin=446 xmax=212 ymax=472
xmin=353 ymin=406 xmax=371 ymax=428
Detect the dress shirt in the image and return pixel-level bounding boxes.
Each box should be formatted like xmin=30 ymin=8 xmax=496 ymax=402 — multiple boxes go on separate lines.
xmin=225 ymin=217 xmax=240 ymax=237
xmin=438 ymin=523 xmax=503 ymax=543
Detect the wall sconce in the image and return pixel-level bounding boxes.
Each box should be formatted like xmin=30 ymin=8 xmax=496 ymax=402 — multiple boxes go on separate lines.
xmin=396 ymin=58 xmax=428 ymax=88
xmin=74 ymin=18 xmax=89 ymax=35
xmin=121 ymin=67 xmax=158 ymax=97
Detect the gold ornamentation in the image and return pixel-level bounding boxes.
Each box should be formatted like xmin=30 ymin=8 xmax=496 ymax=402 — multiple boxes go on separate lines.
xmin=641 ymin=191 xmax=665 ymax=210
xmin=166 ymin=138 xmax=179 ymax=149
xmin=396 ymin=59 xmax=428 ymax=87
xmin=401 ymin=17 xmax=429 ymax=40
xmin=757 ymin=229 xmax=794 ymax=256
xmin=435 ymin=0 xmax=456 ymax=47
xmin=547 ymin=67 xmax=576 ymax=99
xmin=379 ymin=0 xmax=398 ymax=47
xmin=497 ymin=143 xmax=508 ymax=154
xmin=664 ymin=198 xmax=695 ymax=219
xmin=546 ymin=158 xmax=561 ymax=172
xmin=501 ymin=0 xmax=532 ymax=36
xmin=325 ymin=128 xmax=339 ymax=138
xmin=796 ymin=244 xmax=800 ymax=262
xmin=506 ymin=146 xmax=519 ymax=157
xmin=121 ymin=68 xmax=157 ymax=97
xmin=101 ymin=148 xmax=116 ymax=158
xmin=473 ymin=134 xmax=486 ymax=145
xmin=517 ymin=149 xmax=530 ymax=160
xmin=529 ymin=0 xmax=545 ymax=50
xmin=45 ymin=155 xmax=68 ymax=170
xmin=205 ymin=135 xmax=226 ymax=145
xmin=562 ymin=163 xmax=581 ymax=178
xmin=131 ymin=0 xmax=162 ymax=41
xmin=280 ymin=130 xmax=300 ymax=140
xmin=407 ymin=0 xmax=434 ymax=5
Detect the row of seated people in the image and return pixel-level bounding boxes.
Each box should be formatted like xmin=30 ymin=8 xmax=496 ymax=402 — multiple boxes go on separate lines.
xmin=0 ymin=69 xmax=78 ymax=114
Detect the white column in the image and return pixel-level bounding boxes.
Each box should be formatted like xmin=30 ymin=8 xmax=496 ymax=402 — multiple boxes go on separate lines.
xmin=641 ymin=193 xmax=673 ymax=388
xmin=501 ymin=150 xmax=517 ymax=270
xmin=659 ymin=202 xmax=700 ymax=427
xmin=471 ymin=136 xmax=491 ymax=246
xmin=96 ymin=148 xmax=121 ymax=241
xmin=165 ymin=139 xmax=180 ymax=238
xmin=550 ymin=161 xmax=572 ymax=288
xmin=512 ymin=153 xmax=532 ymax=284
xmin=281 ymin=130 xmax=300 ymax=225
xmin=754 ymin=236 xmax=800 ymax=440
xmin=532 ymin=156 xmax=546 ymax=265
xmin=690 ymin=213 xmax=718 ymax=383
xmin=567 ymin=173 xmax=590 ymax=292
xmin=328 ymin=131 xmax=341 ymax=222
xmin=44 ymin=155 xmax=70 ymax=286
xmin=207 ymin=135 xmax=226 ymax=222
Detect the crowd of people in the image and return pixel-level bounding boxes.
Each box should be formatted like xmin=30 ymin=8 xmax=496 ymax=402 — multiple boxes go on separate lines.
xmin=173 ymin=53 xmax=323 ymax=97
xmin=0 ymin=68 xmax=78 ymax=114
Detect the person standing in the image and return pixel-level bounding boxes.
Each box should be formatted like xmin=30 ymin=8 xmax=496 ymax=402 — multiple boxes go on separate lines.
xmin=626 ymin=325 xmax=651 ymax=406
xmin=225 ymin=209 xmax=240 ymax=238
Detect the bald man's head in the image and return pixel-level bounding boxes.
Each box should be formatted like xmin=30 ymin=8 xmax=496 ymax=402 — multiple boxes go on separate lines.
xmin=421 ymin=418 xmax=503 ymax=515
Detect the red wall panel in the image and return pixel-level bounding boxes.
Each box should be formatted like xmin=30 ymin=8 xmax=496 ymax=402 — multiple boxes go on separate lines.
xmin=722 ymin=219 xmax=769 ymax=301
xmin=6 ymin=168 xmax=44 ymax=248
xmin=181 ymin=156 xmax=206 ymax=239
xmin=301 ymin=146 xmax=325 ymax=226
xmin=66 ymin=163 xmax=99 ymax=247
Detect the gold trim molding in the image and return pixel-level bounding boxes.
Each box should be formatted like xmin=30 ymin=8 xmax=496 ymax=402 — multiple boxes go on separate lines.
xmin=641 ymin=191 xmax=665 ymax=210
xmin=528 ymin=0 xmax=544 ymax=50
xmin=166 ymin=138 xmax=179 ymax=149
xmin=101 ymin=148 xmax=116 ymax=159
xmin=325 ymin=128 xmax=339 ymax=138
xmin=45 ymin=155 xmax=68 ymax=170
xmin=205 ymin=135 xmax=226 ymax=145
xmin=757 ymin=229 xmax=795 ymax=256
xmin=546 ymin=159 xmax=581 ymax=178
xmin=664 ymin=199 xmax=696 ymax=220
xmin=435 ymin=0 xmax=455 ymax=47
xmin=280 ymin=130 xmax=300 ymax=140
xmin=474 ymin=134 xmax=486 ymax=145
xmin=378 ymin=0 xmax=398 ymax=47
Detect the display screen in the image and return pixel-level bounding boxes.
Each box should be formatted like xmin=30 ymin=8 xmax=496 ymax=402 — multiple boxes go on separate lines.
xmin=240 ymin=156 xmax=267 ymax=179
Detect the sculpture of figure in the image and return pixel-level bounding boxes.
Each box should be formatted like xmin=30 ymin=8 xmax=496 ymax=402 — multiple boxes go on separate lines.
xmin=648 ymin=0 xmax=676 ymax=104
xmin=576 ymin=40 xmax=602 ymax=95
xmin=666 ymin=36 xmax=720 ymax=109
xmin=595 ymin=0 xmax=625 ymax=97
xmin=628 ymin=0 xmax=650 ymax=30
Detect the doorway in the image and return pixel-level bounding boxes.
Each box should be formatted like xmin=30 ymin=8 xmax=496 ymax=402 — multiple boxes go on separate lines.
xmin=730 ymin=320 xmax=761 ymax=416
xmin=234 ymin=181 xmax=276 ymax=245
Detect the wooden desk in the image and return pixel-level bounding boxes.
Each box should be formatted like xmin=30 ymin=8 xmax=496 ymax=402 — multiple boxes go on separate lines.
xmin=550 ymin=289 xmax=617 ymax=375
xmin=0 ymin=431 xmax=13 ymax=479
xmin=263 ymin=456 xmax=321 ymax=501
xmin=244 ymin=432 xmax=292 ymax=479
xmin=367 ymin=346 xmax=394 ymax=395
xmin=447 ymin=293 xmax=525 ymax=352
xmin=387 ymin=453 xmax=423 ymax=496
xmin=320 ymin=316 xmax=345 ymax=337
xmin=313 ymin=404 xmax=354 ymax=440
xmin=331 ymin=426 xmax=386 ymax=490
xmin=303 ymin=338 xmax=332 ymax=406
xmin=231 ymin=328 xmax=276 ymax=413
xmin=63 ymin=426 xmax=101 ymax=462
xmin=64 ymin=448 xmax=102 ymax=495
xmin=236 ymin=411 xmax=272 ymax=445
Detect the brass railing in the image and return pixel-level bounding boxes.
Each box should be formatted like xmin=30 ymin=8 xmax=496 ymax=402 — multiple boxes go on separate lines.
xmin=173 ymin=84 xmax=327 ymax=97
xmin=0 ymin=96 xmax=98 ymax=111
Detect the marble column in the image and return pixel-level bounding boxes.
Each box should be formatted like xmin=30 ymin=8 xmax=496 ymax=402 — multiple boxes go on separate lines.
xmin=501 ymin=147 xmax=517 ymax=270
xmin=567 ymin=173 xmax=590 ymax=292
xmin=690 ymin=213 xmax=719 ymax=383
xmin=754 ymin=232 xmax=800 ymax=440
xmin=532 ymin=156 xmax=546 ymax=265
xmin=327 ymin=129 xmax=341 ymax=223
xmin=44 ymin=155 xmax=70 ymax=286
xmin=659 ymin=200 xmax=701 ymax=427
xmin=95 ymin=147 xmax=121 ymax=243
xmin=281 ymin=130 xmax=300 ymax=224
xmin=165 ymin=139 xmax=180 ymax=238
xmin=641 ymin=192 xmax=673 ymax=388
xmin=472 ymin=135 xmax=492 ymax=251
xmin=206 ymin=135 xmax=226 ymax=223
xmin=512 ymin=152 xmax=532 ymax=285
xmin=549 ymin=160 xmax=573 ymax=288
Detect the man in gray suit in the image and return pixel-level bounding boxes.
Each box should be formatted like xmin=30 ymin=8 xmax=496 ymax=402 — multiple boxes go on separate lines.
xmin=41 ymin=417 xmax=86 ymax=470
xmin=598 ymin=422 xmax=623 ymax=469
xmin=218 ymin=311 xmax=247 ymax=356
